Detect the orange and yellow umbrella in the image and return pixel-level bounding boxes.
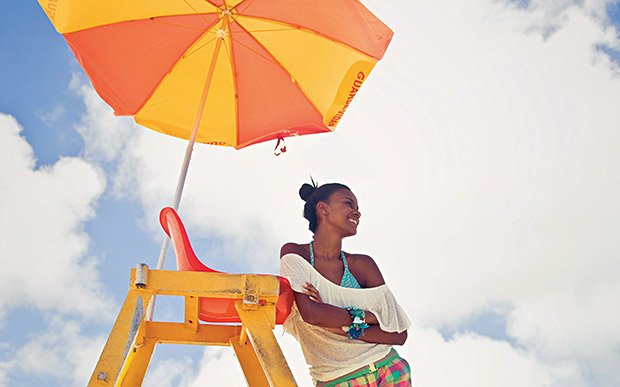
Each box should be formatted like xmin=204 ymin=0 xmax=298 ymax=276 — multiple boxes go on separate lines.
xmin=39 ymin=0 xmax=393 ymax=270
xmin=38 ymin=0 xmax=393 ymax=149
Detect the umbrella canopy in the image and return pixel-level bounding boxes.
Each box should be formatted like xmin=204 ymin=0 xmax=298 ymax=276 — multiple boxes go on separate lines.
xmin=38 ymin=0 xmax=394 ymax=149
xmin=39 ymin=0 xmax=394 ymax=274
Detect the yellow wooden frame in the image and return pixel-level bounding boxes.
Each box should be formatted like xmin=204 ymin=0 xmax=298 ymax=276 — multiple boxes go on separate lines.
xmin=88 ymin=265 xmax=297 ymax=386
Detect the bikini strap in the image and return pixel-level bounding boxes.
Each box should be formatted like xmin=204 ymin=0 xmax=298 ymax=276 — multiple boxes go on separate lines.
xmin=341 ymin=251 xmax=349 ymax=269
xmin=310 ymin=241 xmax=361 ymax=288
xmin=340 ymin=251 xmax=362 ymax=288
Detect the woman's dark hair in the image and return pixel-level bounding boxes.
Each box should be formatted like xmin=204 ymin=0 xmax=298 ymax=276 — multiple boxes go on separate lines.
xmin=299 ymin=182 xmax=350 ymax=233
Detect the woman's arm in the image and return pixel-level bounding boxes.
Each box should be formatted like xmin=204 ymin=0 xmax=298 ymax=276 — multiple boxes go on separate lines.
xmin=294 ymin=292 xmax=382 ymax=328
xmin=294 ymin=290 xmax=355 ymax=327
xmin=300 ymin=282 xmax=379 ymax=325
xmin=325 ymin=325 xmax=408 ymax=345
xmin=306 ymin=282 xmax=407 ymax=345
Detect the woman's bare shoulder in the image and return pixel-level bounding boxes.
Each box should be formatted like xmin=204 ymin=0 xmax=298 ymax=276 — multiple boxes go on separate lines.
xmin=347 ymin=253 xmax=385 ymax=287
xmin=280 ymin=242 xmax=308 ymax=258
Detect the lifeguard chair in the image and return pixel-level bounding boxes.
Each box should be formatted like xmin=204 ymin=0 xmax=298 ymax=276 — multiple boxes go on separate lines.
xmin=88 ymin=207 xmax=296 ymax=386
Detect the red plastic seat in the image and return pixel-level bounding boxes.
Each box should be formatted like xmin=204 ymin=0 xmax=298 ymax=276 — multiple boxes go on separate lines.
xmin=159 ymin=207 xmax=293 ymax=324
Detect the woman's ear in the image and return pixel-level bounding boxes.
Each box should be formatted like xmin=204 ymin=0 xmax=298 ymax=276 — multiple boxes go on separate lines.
xmin=316 ymin=201 xmax=329 ymax=217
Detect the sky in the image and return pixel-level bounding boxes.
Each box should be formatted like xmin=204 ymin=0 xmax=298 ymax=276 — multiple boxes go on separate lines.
xmin=1 ymin=0 xmax=620 ymax=386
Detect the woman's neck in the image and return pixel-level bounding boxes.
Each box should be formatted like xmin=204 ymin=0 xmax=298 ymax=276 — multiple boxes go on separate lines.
xmin=312 ymin=230 xmax=342 ymax=260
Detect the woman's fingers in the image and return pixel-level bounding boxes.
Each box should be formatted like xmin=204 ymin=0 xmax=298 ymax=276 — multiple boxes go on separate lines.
xmin=303 ymin=283 xmax=318 ymax=298
xmin=302 ymin=282 xmax=323 ymax=303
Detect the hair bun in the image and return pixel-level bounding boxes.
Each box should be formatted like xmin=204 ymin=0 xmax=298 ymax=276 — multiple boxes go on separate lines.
xmin=299 ymin=183 xmax=317 ymax=202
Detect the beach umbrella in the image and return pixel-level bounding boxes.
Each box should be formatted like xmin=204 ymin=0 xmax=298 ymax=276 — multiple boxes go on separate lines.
xmin=38 ymin=0 xmax=394 ymax=269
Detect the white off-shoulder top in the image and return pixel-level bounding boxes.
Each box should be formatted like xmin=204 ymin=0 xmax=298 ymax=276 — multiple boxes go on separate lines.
xmin=280 ymin=253 xmax=411 ymax=382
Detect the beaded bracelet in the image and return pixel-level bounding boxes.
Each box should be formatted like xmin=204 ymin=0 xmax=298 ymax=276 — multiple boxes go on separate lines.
xmin=343 ymin=307 xmax=369 ymax=339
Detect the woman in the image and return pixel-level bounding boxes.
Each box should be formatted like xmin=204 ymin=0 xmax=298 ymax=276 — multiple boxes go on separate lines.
xmin=280 ymin=182 xmax=411 ymax=386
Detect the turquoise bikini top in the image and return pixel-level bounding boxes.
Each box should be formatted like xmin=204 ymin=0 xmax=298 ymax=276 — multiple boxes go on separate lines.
xmin=309 ymin=241 xmax=361 ymax=289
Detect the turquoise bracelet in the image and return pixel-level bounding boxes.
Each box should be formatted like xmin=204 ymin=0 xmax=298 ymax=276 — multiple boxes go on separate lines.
xmin=345 ymin=307 xmax=369 ymax=339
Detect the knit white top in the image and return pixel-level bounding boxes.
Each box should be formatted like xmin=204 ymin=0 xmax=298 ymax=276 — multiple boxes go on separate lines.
xmin=280 ymin=253 xmax=411 ymax=382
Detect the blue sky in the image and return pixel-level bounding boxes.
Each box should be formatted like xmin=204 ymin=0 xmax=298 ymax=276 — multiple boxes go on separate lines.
xmin=2 ymin=1 xmax=620 ymax=386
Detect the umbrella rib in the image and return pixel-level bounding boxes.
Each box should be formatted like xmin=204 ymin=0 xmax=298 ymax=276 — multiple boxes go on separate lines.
xmin=238 ymin=15 xmax=377 ymax=60
xmin=182 ymin=0 xmax=218 ymax=24
xmin=222 ymin=37 xmax=232 ymax=63
xmin=231 ymin=27 xmax=295 ymax=33
xmin=151 ymin=17 xmax=212 ymax=32
xmin=132 ymin=19 xmax=221 ymax=114
xmin=229 ymin=35 xmax=280 ymax=67
xmin=224 ymin=27 xmax=241 ymax=147
xmin=234 ymin=22 xmax=326 ymax=126
xmin=184 ymin=35 xmax=220 ymax=58
xmin=234 ymin=0 xmax=257 ymax=15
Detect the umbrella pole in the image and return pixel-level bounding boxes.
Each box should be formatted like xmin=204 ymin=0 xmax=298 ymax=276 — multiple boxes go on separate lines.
xmin=148 ymin=31 xmax=226 ymax=320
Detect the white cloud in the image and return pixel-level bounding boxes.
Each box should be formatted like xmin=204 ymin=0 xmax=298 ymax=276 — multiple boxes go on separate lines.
xmin=0 ymin=113 xmax=115 ymax=386
xmin=71 ymin=73 xmax=138 ymax=163
xmin=0 ymin=317 xmax=107 ymax=386
xmin=38 ymin=103 xmax=66 ymax=126
xmin=186 ymin=347 xmax=246 ymax=386
xmin=0 ymin=113 xmax=115 ymax=321
xmin=65 ymin=0 xmax=620 ymax=385
xmin=143 ymin=355 xmax=198 ymax=387
xmin=0 ymin=365 xmax=7 ymax=387
xmin=408 ymin=327 xmax=587 ymax=386
xmin=0 ymin=113 xmax=113 ymax=385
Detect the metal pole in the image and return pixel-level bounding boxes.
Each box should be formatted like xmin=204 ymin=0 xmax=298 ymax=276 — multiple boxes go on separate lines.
xmin=148 ymin=19 xmax=228 ymax=320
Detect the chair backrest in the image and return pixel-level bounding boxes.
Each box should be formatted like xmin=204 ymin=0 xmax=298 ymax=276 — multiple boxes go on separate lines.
xmin=159 ymin=207 xmax=216 ymax=272
xmin=159 ymin=207 xmax=294 ymax=324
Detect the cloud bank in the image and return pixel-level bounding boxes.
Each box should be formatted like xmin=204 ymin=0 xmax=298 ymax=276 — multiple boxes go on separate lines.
xmin=0 ymin=113 xmax=113 ymax=320
xmin=3 ymin=0 xmax=620 ymax=385
xmin=89 ymin=1 xmax=617 ymax=385
xmin=0 ymin=113 xmax=113 ymax=385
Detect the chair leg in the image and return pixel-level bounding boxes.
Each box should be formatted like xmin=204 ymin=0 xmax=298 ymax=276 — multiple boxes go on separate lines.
xmin=235 ymin=302 xmax=297 ymax=387
xmin=231 ymin=334 xmax=271 ymax=387
xmin=88 ymin=289 xmax=153 ymax=386
xmin=117 ymin=336 xmax=157 ymax=386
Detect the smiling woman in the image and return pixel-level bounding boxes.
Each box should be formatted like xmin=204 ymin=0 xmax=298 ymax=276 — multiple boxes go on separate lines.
xmin=280 ymin=181 xmax=411 ymax=386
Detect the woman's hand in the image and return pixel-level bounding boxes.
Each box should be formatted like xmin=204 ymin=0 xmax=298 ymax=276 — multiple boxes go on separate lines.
xmin=302 ymin=282 xmax=323 ymax=303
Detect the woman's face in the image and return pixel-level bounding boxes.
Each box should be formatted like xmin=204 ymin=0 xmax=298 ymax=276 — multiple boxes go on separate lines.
xmin=319 ymin=188 xmax=361 ymax=236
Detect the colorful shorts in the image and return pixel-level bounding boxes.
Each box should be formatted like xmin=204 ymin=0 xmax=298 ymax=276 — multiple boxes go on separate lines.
xmin=317 ymin=350 xmax=411 ymax=387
